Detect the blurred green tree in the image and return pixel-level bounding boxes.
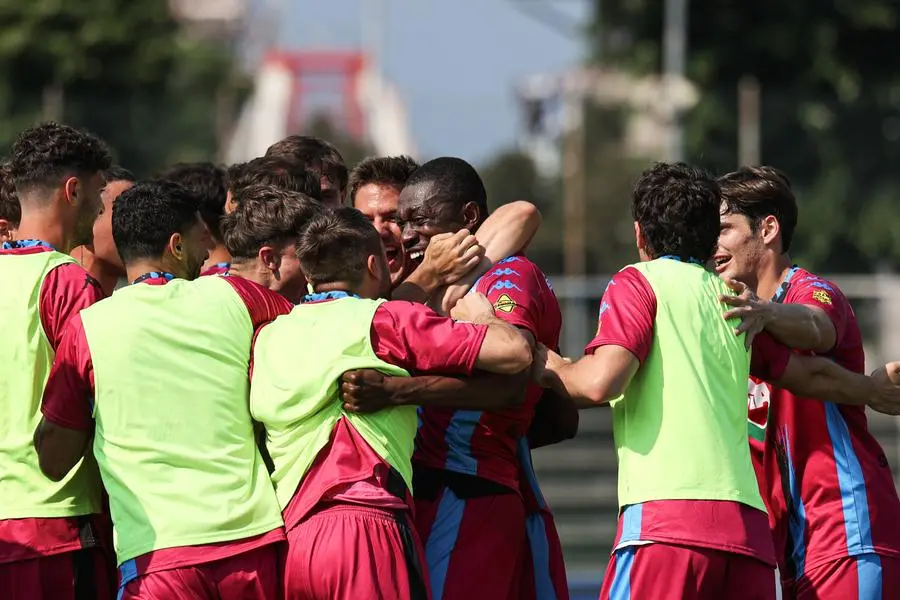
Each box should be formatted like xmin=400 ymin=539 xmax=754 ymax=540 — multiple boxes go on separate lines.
xmin=0 ymin=0 xmax=244 ymax=175
xmin=591 ymin=0 xmax=900 ymax=272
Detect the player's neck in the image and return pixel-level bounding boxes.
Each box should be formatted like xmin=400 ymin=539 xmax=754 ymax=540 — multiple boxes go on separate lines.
xmin=14 ymin=213 xmax=70 ymax=252
xmin=227 ymin=260 xmax=268 ymax=289
xmin=756 ymin=254 xmax=794 ymax=301
xmin=202 ymin=245 xmax=231 ymax=271
xmin=316 ymin=281 xmax=365 ymax=298
xmin=126 ymin=259 xmax=174 ymax=283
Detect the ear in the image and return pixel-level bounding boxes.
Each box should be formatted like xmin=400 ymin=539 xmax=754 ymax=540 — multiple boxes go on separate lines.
xmin=461 ymin=201 xmax=480 ymax=230
xmin=259 ymin=246 xmax=280 ymax=274
xmin=0 ymin=219 xmax=10 ymax=242
xmin=63 ymin=176 xmax=79 ymax=205
xmin=633 ymin=221 xmax=644 ymax=251
xmin=760 ymin=215 xmax=781 ymax=248
xmin=366 ymin=254 xmax=380 ymax=279
xmin=169 ymin=232 xmax=185 ymax=262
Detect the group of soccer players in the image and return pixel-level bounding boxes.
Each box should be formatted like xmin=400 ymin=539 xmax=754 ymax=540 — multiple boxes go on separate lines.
xmin=2 ymin=121 xmax=900 ymax=600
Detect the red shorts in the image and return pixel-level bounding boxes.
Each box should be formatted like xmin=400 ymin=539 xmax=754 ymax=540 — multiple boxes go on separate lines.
xmin=282 ymin=504 xmax=429 ymax=600
xmin=0 ymin=546 xmax=114 ymax=600
xmin=520 ymin=509 xmax=569 ymax=600
xmin=118 ymin=544 xmax=278 ymax=600
xmin=790 ymin=554 xmax=900 ymax=600
xmin=415 ymin=487 xmax=526 ymax=600
xmin=599 ymin=543 xmax=775 ymax=600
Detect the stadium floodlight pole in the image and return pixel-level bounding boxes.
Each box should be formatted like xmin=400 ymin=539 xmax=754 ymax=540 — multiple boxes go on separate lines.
xmin=662 ymin=0 xmax=688 ymax=162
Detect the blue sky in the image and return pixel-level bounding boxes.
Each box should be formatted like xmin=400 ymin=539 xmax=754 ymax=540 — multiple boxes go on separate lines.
xmin=278 ymin=0 xmax=591 ymax=163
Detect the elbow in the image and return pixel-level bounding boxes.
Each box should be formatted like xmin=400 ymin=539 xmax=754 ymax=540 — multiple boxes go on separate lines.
xmin=38 ymin=455 xmax=71 ymax=482
xmin=509 ymin=338 xmax=534 ymax=374
xmin=498 ymin=338 xmax=534 ymax=375
xmin=513 ymin=201 xmax=542 ymax=237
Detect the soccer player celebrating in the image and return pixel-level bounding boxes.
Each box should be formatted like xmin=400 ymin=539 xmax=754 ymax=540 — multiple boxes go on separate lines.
xmin=531 ymin=162 xmax=900 ymax=600
xmin=0 ymin=122 xmax=111 ymax=600
xmin=265 ymin=135 xmax=347 ymax=207
xmin=0 ymin=162 xmax=20 ymax=242
xmin=250 ymin=207 xmax=534 ymax=600
xmin=34 ymin=180 xmax=292 ymax=600
xmin=349 ymin=154 xmax=544 ymax=311
xmin=71 ymin=165 xmax=135 ymax=295
xmin=398 ymin=157 xmax=566 ymax=600
xmin=223 ymin=184 xmax=325 ymax=304
xmin=715 ymin=166 xmax=900 ymax=598
xmin=159 ymin=162 xmax=231 ymax=276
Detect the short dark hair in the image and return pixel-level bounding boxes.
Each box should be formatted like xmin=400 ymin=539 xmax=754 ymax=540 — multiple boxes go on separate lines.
xmin=404 ymin=157 xmax=488 ymax=223
xmin=112 ymin=180 xmax=201 ymax=264
xmin=349 ymin=155 xmax=419 ymax=202
xmin=718 ymin=166 xmax=798 ymax=253
xmin=104 ymin=165 xmax=136 ymax=184
xmin=632 ymin=162 xmax=721 ymax=262
xmin=222 ymin=185 xmax=325 ymax=260
xmin=9 ymin=122 xmax=111 ymax=193
xmin=0 ymin=163 xmax=20 ymax=226
xmin=265 ymin=135 xmax=348 ymax=191
xmin=227 ymin=157 xmax=322 ymax=204
xmin=296 ymin=207 xmax=383 ymax=287
xmin=157 ymin=162 xmax=228 ymax=241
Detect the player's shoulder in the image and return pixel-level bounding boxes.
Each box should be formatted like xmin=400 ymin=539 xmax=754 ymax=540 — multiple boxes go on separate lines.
xmin=787 ymin=267 xmax=846 ymax=305
xmin=478 ymin=254 xmax=548 ymax=291
xmin=46 ymin=261 xmax=105 ymax=298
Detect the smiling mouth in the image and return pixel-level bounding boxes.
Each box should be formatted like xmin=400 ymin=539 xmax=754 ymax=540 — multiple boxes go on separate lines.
xmin=713 ymin=255 xmax=731 ymax=272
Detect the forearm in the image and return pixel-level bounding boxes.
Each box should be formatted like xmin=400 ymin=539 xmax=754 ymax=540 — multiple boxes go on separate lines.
xmin=432 ymin=256 xmax=492 ymax=315
xmin=777 ymin=356 xmax=871 ymax=406
xmin=765 ymin=303 xmax=836 ymax=353
xmin=391 ymin=265 xmax=441 ymax=304
xmin=383 ymin=371 xmax=528 ymax=410
xmin=477 ymin=201 xmax=541 ymax=262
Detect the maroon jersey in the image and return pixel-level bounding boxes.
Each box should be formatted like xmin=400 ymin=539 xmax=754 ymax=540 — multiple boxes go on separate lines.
xmin=40 ymin=274 xmax=291 ymax=581
xmin=414 ymin=255 xmax=562 ymax=492
xmin=586 ymin=264 xmax=790 ymax=566
xmin=747 ymin=267 xmax=900 ymax=582
xmin=0 ymin=242 xmax=106 ymax=564
xmin=277 ymin=294 xmax=490 ymax=529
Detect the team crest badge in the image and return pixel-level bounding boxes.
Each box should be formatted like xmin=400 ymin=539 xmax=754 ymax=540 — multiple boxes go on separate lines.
xmin=812 ymin=290 xmax=832 ymax=305
xmin=494 ymin=294 xmax=516 ymax=313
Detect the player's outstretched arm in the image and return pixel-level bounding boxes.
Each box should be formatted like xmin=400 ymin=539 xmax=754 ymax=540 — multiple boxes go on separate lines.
xmin=532 ymin=343 xmax=639 ymax=409
xmin=527 ymin=389 xmax=580 ymax=448
xmin=721 ymin=279 xmax=837 ymax=352
xmin=340 ymin=370 xmax=529 ymax=414
xmin=433 ymin=201 xmax=542 ymax=314
xmin=769 ymin=356 xmax=900 ymax=415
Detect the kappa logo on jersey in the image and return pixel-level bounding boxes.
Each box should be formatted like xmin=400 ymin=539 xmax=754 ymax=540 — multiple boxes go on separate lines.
xmin=596 ymin=301 xmax=610 ymax=333
xmin=812 ymin=289 xmax=832 ymax=305
xmin=488 ymin=280 xmax=524 ymax=294
xmin=497 ymin=256 xmax=522 ymax=265
xmin=494 ymin=293 xmax=516 ymax=313
xmin=544 ymin=275 xmax=553 ymax=290
xmin=491 ymin=267 xmax=520 ymax=277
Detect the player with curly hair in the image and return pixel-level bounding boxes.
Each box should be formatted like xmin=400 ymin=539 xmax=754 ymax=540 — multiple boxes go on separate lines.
xmin=0 ymin=122 xmax=113 ymax=600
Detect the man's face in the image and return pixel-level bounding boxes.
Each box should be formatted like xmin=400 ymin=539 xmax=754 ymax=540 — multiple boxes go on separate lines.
xmin=354 ymin=183 xmax=406 ymax=286
xmin=714 ymin=205 xmax=766 ymax=284
xmin=72 ymin=172 xmax=105 ymax=249
xmin=397 ymin=184 xmax=462 ymax=270
xmin=271 ymin=243 xmax=307 ymax=304
xmin=93 ymin=179 xmax=132 ymax=271
xmin=319 ymin=176 xmax=344 ymax=209
xmin=179 ymin=215 xmax=212 ymax=280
